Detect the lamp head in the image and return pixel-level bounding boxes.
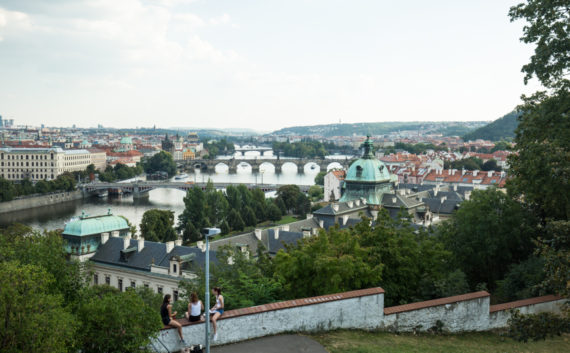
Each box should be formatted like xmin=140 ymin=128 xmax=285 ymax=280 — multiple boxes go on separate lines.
xmin=201 ymin=228 xmax=221 ymax=237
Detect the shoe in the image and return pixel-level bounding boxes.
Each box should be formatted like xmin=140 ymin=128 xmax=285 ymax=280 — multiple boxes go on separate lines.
xmin=180 ymin=339 xmax=186 ymax=346
xmin=213 ymin=333 xmax=218 ymax=341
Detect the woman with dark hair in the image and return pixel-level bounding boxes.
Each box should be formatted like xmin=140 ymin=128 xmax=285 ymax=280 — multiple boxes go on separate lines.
xmin=161 ymin=294 xmax=185 ymax=344
xmin=184 ymin=292 xmax=204 ymax=322
xmin=209 ymin=287 xmax=224 ymax=341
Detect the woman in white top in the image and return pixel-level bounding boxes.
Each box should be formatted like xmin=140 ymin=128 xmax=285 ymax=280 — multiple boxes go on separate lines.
xmin=185 ymin=292 xmax=204 ymax=322
xmin=210 ymin=287 xmax=224 ymax=340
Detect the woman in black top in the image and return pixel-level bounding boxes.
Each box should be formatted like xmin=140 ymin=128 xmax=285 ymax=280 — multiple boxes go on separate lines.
xmin=161 ymin=294 xmax=185 ymax=344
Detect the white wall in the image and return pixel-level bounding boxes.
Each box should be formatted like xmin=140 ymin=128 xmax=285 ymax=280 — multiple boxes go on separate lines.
xmin=488 ymin=298 xmax=566 ymax=329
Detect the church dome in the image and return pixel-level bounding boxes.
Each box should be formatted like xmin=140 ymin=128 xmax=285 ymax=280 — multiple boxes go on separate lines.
xmin=345 ymin=137 xmax=392 ymax=183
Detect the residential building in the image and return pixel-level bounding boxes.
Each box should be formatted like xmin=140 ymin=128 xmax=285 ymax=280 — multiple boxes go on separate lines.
xmin=324 ymin=169 xmax=345 ymax=201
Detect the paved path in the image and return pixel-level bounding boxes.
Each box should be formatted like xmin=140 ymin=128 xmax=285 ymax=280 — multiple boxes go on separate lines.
xmin=211 ymin=334 xmax=328 ymax=353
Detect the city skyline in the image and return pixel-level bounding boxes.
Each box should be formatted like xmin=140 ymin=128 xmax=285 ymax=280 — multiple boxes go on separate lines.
xmin=0 ymin=0 xmax=541 ymax=130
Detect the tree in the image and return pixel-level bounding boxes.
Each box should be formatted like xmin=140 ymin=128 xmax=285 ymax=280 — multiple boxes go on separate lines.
xmin=276 ymin=185 xmax=302 ymax=212
xmin=491 ymin=141 xmax=513 ymax=152
xmin=536 ymin=220 xmax=570 ymax=297
xmin=76 ymin=285 xmax=162 ymax=353
xmin=294 ymin=193 xmax=311 ymax=218
xmin=481 ymin=159 xmax=501 ymax=172
xmin=509 ymin=0 xmax=569 ymax=89
xmin=178 ymin=187 xmax=206 ymax=233
xmin=204 ymin=180 xmax=229 ymax=226
xmin=243 ymin=206 xmax=258 ymax=227
xmin=266 ymin=203 xmax=282 ymax=222
xmin=507 ymin=89 xmax=570 ymax=222
xmin=314 ymin=171 xmax=326 ymax=186
xmin=34 ymin=179 xmax=52 ymax=194
xmin=0 ymin=261 xmax=76 ymax=353
xmin=182 ymin=221 xmax=201 ymax=244
xmin=496 ymin=256 xmax=546 ymax=302
xmin=440 ymin=188 xmax=537 ymax=291
xmin=308 ymin=185 xmax=324 ymax=201
xmin=0 ymin=177 xmax=15 ymax=201
xmin=143 ymin=151 xmax=176 ymax=177
xmin=227 ymin=209 xmax=245 ymax=232
xmin=140 ymin=209 xmax=177 ymax=243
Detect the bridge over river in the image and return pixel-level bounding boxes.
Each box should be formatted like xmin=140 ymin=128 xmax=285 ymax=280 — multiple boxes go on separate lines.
xmin=82 ymin=181 xmax=312 ymax=198
xmin=178 ymin=158 xmax=351 ymax=173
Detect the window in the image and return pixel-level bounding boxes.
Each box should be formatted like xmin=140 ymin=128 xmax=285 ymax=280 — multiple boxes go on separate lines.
xmin=144 ymin=283 xmax=149 ymax=288
xmin=157 ymin=287 xmax=163 ymax=294
xmin=173 ymin=290 xmax=179 ymax=301
xmin=131 ymin=281 xmax=136 ymax=288
xmin=356 ymin=165 xmax=363 ymax=177
xmin=94 ymin=274 xmax=98 ymax=285
xmin=172 ymin=264 xmax=177 ymax=274
xmin=105 ymin=275 xmax=110 ymax=285
xmin=118 ymin=279 xmax=123 ymax=292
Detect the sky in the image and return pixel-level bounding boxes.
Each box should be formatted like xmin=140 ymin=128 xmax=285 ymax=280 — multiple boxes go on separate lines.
xmin=0 ymin=0 xmax=541 ymax=131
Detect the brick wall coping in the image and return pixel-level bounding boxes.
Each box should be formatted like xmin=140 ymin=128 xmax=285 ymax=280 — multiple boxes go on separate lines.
xmin=489 ymin=295 xmax=563 ymax=313
xmin=162 ymin=287 xmax=385 ymax=330
xmin=384 ymin=291 xmax=490 ymax=315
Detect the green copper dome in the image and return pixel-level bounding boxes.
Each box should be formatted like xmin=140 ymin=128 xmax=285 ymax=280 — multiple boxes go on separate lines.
xmin=345 ymin=137 xmax=392 ymax=183
xmin=120 ymin=136 xmax=133 ymax=144
xmin=63 ymin=212 xmax=129 ymax=236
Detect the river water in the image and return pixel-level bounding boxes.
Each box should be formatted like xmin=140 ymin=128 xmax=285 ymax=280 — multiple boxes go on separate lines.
xmin=0 ymin=151 xmax=354 ymax=231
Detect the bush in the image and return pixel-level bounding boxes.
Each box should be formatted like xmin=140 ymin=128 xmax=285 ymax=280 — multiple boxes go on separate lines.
xmin=507 ymin=310 xmax=570 ymax=342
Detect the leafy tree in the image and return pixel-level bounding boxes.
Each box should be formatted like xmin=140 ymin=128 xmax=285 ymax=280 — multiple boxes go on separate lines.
xmin=308 ymin=185 xmax=324 ymax=201
xmin=0 ymin=261 xmax=76 ymax=353
xmin=507 ymin=89 xmax=570 ymax=222
xmin=204 ymin=180 xmax=229 ymax=226
xmin=275 ymin=197 xmax=287 ymax=215
xmin=536 ymin=220 xmax=570 ymax=297
xmin=439 ymin=188 xmax=537 ymax=291
xmin=243 ymin=206 xmax=257 ymax=227
xmin=143 ymin=151 xmax=176 ymax=177
xmin=481 ymin=159 xmax=501 ymax=172
xmin=314 ymin=171 xmax=326 ymax=186
xmin=294 ymin=192 xmax=311 ymax=218
xmin=491 ymin=141 xmax=513 ymax=152
xmin=132 ymin=286 xmax=164 ymax=312
xmin=496 ymin=256 xmax=547 ymax=302
xmin=178 ymin=186 xmax=206 ymax=233
xmin=0 ymin=177 xmax=15 ymax=201
xmin=34 ymin=179 xmax=52 ymax=194
xmin=509 ymin=0 xmax=569 ymax=89
xmin=276 ymin=185 xmax=302 ymax=212
xmin=76 ymin=285 xmax=162 ymax=353
xmin=140 ymin=209 xmax=177 ymax=243
xmin=182 ymin=221 xmax=201 ymax=244
xmin=220 ymin=220 xmax=230 ymax=235
xmin=266 ymin=202 xmax=282 ymax=222
xmin=227 ymin=209 xmax=245 ymax=232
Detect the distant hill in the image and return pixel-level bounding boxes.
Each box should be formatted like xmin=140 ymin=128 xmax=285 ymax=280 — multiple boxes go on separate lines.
xmin=462 ymin=111 xmax=521 ymax=142
xmin=270 ymin=121 xmax=485 ymax=137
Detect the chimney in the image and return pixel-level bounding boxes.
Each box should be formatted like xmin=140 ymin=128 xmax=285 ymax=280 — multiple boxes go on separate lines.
xmin=274 ymin=228 xmax=279 ymax=239
xmin=465 ymin=191 xmax=471 ymax=200
xmin=453 ymin=184 xmax=457 ymax=191
xmin=361 ymin=198 xmax=367 ymax=205
xmin=355 ymin=199 xmax=360 ymax=206
xmin=312 ymin=228 xmax=318 ymax=235
xmin=347 ymin=201 xmax=353 ymax=208
xmin=101 ymin=232 xmax=109 ymax=245
xmin=281 ymin=224 xmax=289 ymax=231
xmin=342 ymin=215 xmax=349 ymax=225
xmin=332 ymin=203 xmax=339 ymax=212
xmin=111 ymin=231 xmax=120 ymax=237
xmin=488 ymin=171 xmax=493 ymax=177
xmin=500 ymin=171 xmax=506 ymax=178
xmin=473 ymin=170 xmax=478 ymax=177
xmin=392 ymin=197 xmax=397 ymax=203
xmin=461 ymin=169 xmax=466 ymax=176
xmin=123 ymin=234 xmax=131 ymax=250
xmin=175 ymin=239 xmax=182 ymax=246
xmin=137 ymin=237 xmax=145 ymax=252
xmin=306 ymin=213 xmax=313 ymax=220
xmin=319 ymin=220 xmax=324 ymax=228
xmin=254 ymin=228 xmax=262 ymax=241
xmin=196 ymin=241 xmax=205 ymax=252
xmin=165 ymin=241 xmax=174 ymax=253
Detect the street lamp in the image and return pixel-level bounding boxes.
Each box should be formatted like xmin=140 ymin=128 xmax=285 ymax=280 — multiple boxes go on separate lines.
xmin=202 ymin=227 xmax=221 ymax=353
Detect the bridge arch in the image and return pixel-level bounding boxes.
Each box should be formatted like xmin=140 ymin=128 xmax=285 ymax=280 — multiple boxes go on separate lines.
xmin=259 ymin=162 xmax=276 ymax=173
xmin=280 ymin=162 xmax=299 ymax=173
xmin=302 ymin=162 xmax=321 ymax=173
xmin=214 ymin=162 xmax=230 ymax=173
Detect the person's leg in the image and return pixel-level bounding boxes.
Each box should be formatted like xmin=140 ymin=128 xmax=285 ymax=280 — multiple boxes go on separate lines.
xmin=169 ymin=320 xmax=183 ymax=340
xmin=210 ymin=312 xmax=221 ymax=334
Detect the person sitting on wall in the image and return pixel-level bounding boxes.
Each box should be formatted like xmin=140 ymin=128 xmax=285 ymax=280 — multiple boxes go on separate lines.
xmin=185 ymin=292 xmax=204 ymax=322
xmin=161 ymin=294 xmax=185 ymax=345
xmin=209 ymin=287 xmax=224 ymax=341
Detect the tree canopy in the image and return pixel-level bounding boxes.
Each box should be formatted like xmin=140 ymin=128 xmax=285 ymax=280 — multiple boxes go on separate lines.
xmin=143 ymin=151 xmax=176 ymax=177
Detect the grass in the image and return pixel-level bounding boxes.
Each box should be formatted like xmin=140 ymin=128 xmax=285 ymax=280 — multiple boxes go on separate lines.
xmin=311 ymin=330 xmax=570 ymax=353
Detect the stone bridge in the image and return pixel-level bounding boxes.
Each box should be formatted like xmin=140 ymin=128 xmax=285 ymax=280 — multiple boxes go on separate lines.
xmin=178 ymin=158 xmax=351 ymax=174
xmin=82 ymin=181 xmax=311 ymax=198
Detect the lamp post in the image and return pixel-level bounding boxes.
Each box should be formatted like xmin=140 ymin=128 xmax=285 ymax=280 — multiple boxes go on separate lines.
xmin=202 ymin=227 xmax=221 ymax=353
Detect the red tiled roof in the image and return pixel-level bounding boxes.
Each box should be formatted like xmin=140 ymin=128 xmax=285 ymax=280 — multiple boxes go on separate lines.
xmin=489 ymin=295 xmax=562 ymax=313
xmin=384 ymin=291 xmax=490 ymax=315
xmin=162 ymin=287 xmax=385 ymax=330
xmin=331 ymin=170 xmax=346 ymax=180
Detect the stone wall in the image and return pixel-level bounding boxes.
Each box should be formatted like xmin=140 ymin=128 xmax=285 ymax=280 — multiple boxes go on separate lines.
xmin=0 ymin=190 xmax=84 ymax=214
xmin=152 ymin=289 xmax=565 ymax=352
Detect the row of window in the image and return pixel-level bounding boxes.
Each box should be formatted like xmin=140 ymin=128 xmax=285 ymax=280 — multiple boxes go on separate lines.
xmin=2 ymin=161 xmax=55 ymax=167
xmin=1 ymin=173 xmax=54 ymax=180
xmin=93 ymin=274 xmax=179 ymax=301
xmin=0 ymin=154 xmax=54 ymax=160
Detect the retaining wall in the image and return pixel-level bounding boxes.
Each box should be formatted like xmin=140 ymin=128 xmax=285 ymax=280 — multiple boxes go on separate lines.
xmin=153 ymin=289 xmax=565 ymax=352
xmin=0 ymin=190 xmax=84 ymax=213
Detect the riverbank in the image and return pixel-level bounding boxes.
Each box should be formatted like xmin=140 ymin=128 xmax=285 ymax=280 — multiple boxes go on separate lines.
xmin=0 ymin=190 xmax=85 ymax=214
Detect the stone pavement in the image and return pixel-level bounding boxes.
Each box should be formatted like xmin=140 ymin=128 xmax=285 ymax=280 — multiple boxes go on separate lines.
xmin=211 ymin=334 xmax=328 ymax=353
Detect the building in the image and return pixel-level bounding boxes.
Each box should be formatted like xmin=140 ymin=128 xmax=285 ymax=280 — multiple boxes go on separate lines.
xmin=324 ymin=169 xmax=345 ymax=201
xmin=87 ymin=148 xmax=107 ymax=171
xmin=0 ymin=147 xmax=92 ymax=181
xmin=62 ymin=210 xmax=217 ymax=299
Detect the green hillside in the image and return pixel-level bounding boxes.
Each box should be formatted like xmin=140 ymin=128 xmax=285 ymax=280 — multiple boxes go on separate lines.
xmin=463 ymin=111 xmax=521 ymax=141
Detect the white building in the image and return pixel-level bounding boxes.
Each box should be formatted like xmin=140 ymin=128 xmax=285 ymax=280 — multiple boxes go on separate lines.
xmin=324 ymin=169 xmax=346 ymax=202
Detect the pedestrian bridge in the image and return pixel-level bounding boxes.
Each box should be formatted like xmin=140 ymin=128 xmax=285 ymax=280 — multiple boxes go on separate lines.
xmin=178 ymin=158 xmax=351 ymax=174
xmin=82 ymin=181 xmax=311 ymax=198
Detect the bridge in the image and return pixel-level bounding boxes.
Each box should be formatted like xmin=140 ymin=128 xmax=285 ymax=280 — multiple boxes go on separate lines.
xmin=234 ymin=146 xmax=273 ymax=156
xmin=82 ymin=181 xmax=312 ymax=198
xmin=177 ymin=158 xmax=351 ymax=174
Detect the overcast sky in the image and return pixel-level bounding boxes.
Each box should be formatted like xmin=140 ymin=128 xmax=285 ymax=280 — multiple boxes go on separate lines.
xmin=0 ymin=0 xmax=540 ymax=131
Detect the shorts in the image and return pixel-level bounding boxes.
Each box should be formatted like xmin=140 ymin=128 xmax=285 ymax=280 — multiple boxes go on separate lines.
xmin=211 ymin=309 xmax=224 ymax=315
xmin=189 ymin=315 xmax=201 ymax=322
xmin=162 ymin=317 xmax=171 ymax=326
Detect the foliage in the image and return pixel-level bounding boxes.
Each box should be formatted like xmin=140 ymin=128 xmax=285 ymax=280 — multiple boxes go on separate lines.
xmin=395 ymin=142 xmax=446 ymax=154
xmin=272 ymin=140 xmax=328 ymax=158
xmin=463 ymin=111 xmax=521 ymax=141
xmin=491 ymin=141 xmax=513 ymax=152
xmin=509 ymin=0 xmax=569 ymax=89
xmin=507 ymin=310 xmax=570 ymax=343
xmin=76 ymin=285 xmax=162 ymax=353
xmin=314 ymin=171 xmax=326 ymax=185
xmin=0 ymin=177 xmax=15 ymax=201
xmin=439 ymin=188 xmax=537 ymax=291
xmin=0 ymin=261 xmax=76 ymax=353
xmin=132 ymin=286 xmax=164 ymax=312
xmin=444 ymin=157 xmax=483 ymax=171
xmin=227 ymin=208 xmax=245 ymax=232
xmin=308 ymin=185 xmax=324 ymax=201
xmin=99 ymin=164 xmax=143 ymax=182
xmin=535 ymin=220 xmax=570 ymax=297
xmin=204 ymin=138 xmax=235 ymax=159
xmin=294 ymin=192 xmax=311 ymax=218
xmin=143 ymin=150 xmax=176 ymax=177
xmin=507 ymin=89 xmax=570 ymax=222
xmin=496 ymin=256 xmax=547 ymax=302
xmin=481 ymin=159 xmax=501 ymax=172
xmin=276 ymin=184 xmax=302 ymax=213
xmin=266 ymin=202 xmax=283 ymax=222
xmin=140 ymin=209 xmax=177 ymax=243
